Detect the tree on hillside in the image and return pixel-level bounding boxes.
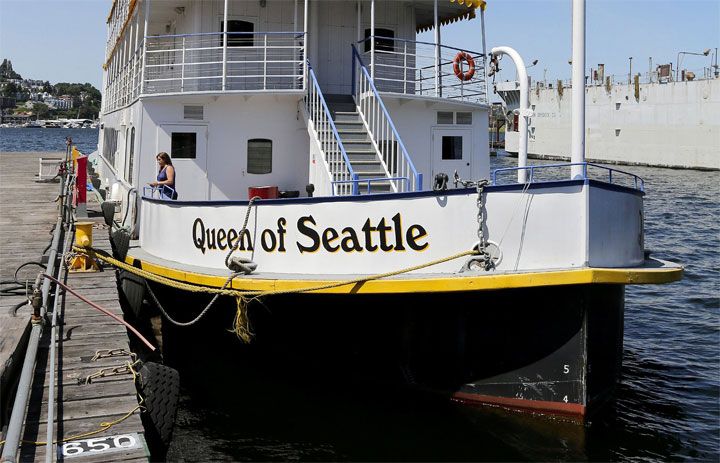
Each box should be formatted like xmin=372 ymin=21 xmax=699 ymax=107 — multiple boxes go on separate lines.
xmin=0 ymin=59 xmax=22 ymax=80
xmin=32 ymin=102 xmax=49 ymax=118
xmin=2 ymin=81 xmax=18 ymax=97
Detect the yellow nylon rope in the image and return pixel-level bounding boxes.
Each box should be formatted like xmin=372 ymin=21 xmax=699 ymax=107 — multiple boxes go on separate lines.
xmin=73 ymin=246 xmax=477 ymax=297
xmin=73 ymin=245 xmax=477 ymax=341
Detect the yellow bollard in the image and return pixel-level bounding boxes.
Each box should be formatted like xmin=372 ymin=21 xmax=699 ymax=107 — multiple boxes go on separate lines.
xmin=68 ymin=221 xmax=100 ymax=272
xmin=71 ymin=147 xmax=80 ymax=172
xmin=75 ymin=221 xmax=93 ymax=247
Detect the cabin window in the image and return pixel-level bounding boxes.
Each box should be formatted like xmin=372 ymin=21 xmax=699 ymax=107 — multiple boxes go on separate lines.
xmin=247 ymin=139 xmax=272 ymax=174
xmin=184 ymin=105 xmax=204 ymax=120
xmin=221 ymin=20 xmax=254 ymax=47
xmin=364 ymin=28 xmax=394 ymax=53
xmin=456 ymin=112 xmax=472 ymax=125
xmin=171 ymin=132 xmax=197 ymax=159
xmin=437 ymin=112 xmax=453 ymax=124
xmin=441 ymin=136 xmax=463 ymax=160
xmin=126 ymin=127 xmax=135 ymax=181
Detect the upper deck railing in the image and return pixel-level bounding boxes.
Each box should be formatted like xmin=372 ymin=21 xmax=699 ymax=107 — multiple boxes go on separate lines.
xmin=102 ymin=31 xmax=305 ymax=113
xmin=102 ymin=33 xmax=489 ymax=113
xmin=492 ymin=162 xmax=645 ymax=192
xmin=358 ymin=36 xmax=488 ymax=105
xmin=143 ymin=32 xmax=305 ymax=95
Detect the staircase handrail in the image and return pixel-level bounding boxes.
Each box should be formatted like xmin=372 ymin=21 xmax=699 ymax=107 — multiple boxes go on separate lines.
xmin=306 ymin=61 xmax=358 ymax=195
xmin=351 ymin=45 xmax=422 ymax=192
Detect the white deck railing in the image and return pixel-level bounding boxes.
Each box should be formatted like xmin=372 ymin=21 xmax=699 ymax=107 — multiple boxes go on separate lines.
xmin=143 ymin=32 xmax=305 ymax=95
xmin=103 ymin=42 xmax=144 ymax=114
xmin=305 ymin=63 xmax=356 ymax=196
xmin=358 ymin=36 xmax=488 ymax=105
xmin=352 ymin=46 xmax=421 ymax=193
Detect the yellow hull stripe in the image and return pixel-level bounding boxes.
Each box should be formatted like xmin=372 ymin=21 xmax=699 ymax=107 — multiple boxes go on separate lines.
xmin=125 ymin=254 xmax=682 ymax=295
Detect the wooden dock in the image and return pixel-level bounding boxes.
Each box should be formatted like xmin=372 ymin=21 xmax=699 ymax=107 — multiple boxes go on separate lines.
xmin=0 ymin=152 xmax=149 ymax=462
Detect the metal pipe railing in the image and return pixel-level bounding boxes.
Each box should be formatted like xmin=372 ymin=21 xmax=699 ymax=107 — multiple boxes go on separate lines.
xmin=352 ymin=45 xmax=421 ymax=192
xmin=356 ymin=36 xmax=487 ymax=104
xmin=44 ymin=228 xmax=72 ymax=462
xmin=491 ymin=162 xmax=645 ymax=192
xmin=103 ymin=31 xmax=306 ymax=115
xmin=305 ymin=62 xmax=357 ymax=196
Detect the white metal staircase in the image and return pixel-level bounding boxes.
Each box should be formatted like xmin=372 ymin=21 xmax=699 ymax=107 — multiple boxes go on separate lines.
xmin=304 ymin=60 xmax=420 ymax=196
xmin=324 ymin=94 xmax=392 ymax=194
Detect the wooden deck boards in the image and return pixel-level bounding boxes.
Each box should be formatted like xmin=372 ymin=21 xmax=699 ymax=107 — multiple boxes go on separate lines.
xmin=0 ymin=152 xmax=148 ymax=462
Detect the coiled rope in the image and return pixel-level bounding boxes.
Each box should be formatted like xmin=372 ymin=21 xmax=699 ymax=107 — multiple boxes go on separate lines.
xmin=73 ymin=245 xmax=478 ymax=342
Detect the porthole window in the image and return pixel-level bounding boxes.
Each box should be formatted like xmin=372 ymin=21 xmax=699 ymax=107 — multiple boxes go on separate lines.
xmin=247 ymin=139 xmax=272 ymax=174
xmin=171 ymin=132 xmax=197 ymax=159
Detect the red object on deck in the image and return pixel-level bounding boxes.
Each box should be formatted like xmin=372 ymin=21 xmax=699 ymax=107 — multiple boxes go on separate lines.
xmin=248 ymin=186 xmax=279 ymax=200
xmin=76 ymin=156 xmax=87 ymax=206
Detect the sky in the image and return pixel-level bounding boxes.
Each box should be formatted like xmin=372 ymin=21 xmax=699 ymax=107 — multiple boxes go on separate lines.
xmin=0 ymin=0 xmax=718 ymax=90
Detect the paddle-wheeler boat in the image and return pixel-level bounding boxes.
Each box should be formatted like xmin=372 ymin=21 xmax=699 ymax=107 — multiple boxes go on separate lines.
xmin=90 ymin=0 xmax=682 ymax=420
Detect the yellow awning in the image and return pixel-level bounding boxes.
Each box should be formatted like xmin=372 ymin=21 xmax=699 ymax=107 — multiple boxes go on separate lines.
xmin=415 ymin=0 xmax=487 ymax=33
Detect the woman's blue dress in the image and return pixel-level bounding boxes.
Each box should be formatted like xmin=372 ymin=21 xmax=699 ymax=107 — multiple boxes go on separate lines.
xmin=157 ymin=166 xmax=178 ymax=200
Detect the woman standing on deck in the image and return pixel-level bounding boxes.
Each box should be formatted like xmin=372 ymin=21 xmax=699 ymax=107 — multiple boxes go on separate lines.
xmin=149 ymin=152 xmax=178 ymax=199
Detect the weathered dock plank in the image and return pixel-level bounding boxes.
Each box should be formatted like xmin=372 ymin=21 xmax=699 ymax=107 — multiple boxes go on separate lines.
xmin=0 ymin=152 xmax=149 ymax=462
xmin=0 ymin=152 xmax=63 ymax=434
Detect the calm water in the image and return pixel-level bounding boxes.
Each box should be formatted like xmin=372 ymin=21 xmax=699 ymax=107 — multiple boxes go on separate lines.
xmin=3 ymin=129 xmax=718 ymax=461
xmin=0 ymin=127 xmax=99 ymax=154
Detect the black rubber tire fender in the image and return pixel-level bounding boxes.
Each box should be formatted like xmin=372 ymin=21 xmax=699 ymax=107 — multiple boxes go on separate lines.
xmin=136 ymin=361 xmax=180 ymax=450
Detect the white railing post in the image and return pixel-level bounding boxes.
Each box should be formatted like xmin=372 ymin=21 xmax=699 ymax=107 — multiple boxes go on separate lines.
xmin=222 ymin=0 xmax=228 ymax=91
xmin=263 ymin=33 xmax=268 ymax=90
xmin=181 ymin=36 xmax=186 ymax=92
xmin=480 ymin=6 xmax=489 ymax=98
xmin=403 ymin=41 xmax=407 ymax=94
xmin=434 ymin=0 xmax=440 ymax=97
xmin=140 ymin=0 xmax=150 ymax=95
xmin=370 ymin=0 xmax=375 ymax=79
xmin=303 ymin=0 xmax=308 ymax=90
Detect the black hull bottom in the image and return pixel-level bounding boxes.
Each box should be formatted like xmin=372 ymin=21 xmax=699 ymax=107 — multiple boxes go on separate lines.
xmin=120 ymin=275 xmax=624 ymax=421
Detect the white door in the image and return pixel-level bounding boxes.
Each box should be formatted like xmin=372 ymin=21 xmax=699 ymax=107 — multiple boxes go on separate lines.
xmin=157 ymin=124 xmax=208 ymax=200
xmin=315 ymin=3 xmax=356 ymax=93
xmin=432 ymin=128 xmax=473 ymax=183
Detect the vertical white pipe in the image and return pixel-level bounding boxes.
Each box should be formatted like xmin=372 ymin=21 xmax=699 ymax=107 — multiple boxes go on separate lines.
xmin=570 ymin=0 xmax=585 ymax=178
xmin=370 ymin=0 xmax=375 ymax=79
xmin=357 ymin=1 xmax=362 ymax=42
xmin=303 ymin=0 xmax=308 ymax=89
xmin=434 ymin=0 xmax=439 ymax=97
xmin=491 ymin=47 xmax=529 ymax=183
xmin=480 ymin=7 xmax=488 ymax=98
xmin=222 ymin=0 xmax=228 ymax=91
xmin=140 ymin=0 xmax=150 ymax=95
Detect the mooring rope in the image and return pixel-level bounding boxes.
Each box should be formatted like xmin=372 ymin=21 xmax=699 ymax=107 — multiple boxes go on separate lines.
xmin=72 ymin=245 xmax=478 ymax=342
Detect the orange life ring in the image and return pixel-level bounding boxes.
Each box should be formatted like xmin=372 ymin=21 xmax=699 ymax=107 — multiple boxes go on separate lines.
xmin=453 ymin=52 xmax=476 ymax=82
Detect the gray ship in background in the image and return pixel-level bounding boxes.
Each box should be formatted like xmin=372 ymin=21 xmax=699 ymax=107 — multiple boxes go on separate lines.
xmin=495 ymin=54 xmax=719 ymax=170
